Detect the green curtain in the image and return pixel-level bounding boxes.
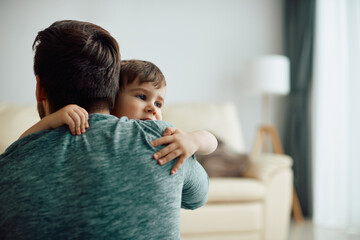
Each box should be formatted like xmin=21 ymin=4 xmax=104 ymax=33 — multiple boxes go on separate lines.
xmin=283 ymin=0 xmax=316 ymax=217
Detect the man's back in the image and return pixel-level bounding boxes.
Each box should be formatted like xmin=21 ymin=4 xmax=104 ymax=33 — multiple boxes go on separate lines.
xmin=0 ymin=114 xmax=209 ymax=239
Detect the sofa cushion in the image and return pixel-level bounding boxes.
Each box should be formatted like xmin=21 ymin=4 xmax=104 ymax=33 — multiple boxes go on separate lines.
xmin=0 ymin=103 xmax=39 ymax=154
xmin=162 ymin=102 xmax=245 ymax=154
xmin=243 ymin=154 xmax=293 ymax=182
xmin=181 ymin=203 xmax=263 ymax=235
xmin=207 ymin=178 xmax=266 ymax=203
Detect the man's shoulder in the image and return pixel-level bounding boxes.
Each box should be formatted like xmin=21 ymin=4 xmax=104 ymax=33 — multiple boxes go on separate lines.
xmin=139 ymin=119 xmax=175 ymax=132
xmin=0 ymin=115 xmax=175 ymax=159
xmin=152 ymin=120 xmax=175 ymax=129
xmin=0 ymin=125 xmax=67 ymax=157
xmin=110 ymin=117 xmax=175 ymax=137
xmin=89 ymin=114 xmax=173 ymax=131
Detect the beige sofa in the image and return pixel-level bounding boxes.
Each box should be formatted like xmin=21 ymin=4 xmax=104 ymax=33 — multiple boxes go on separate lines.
xmin=163 ymin=102 xmax=293 ymax=240
xmin=0 ymin=102 xmax=293 ymax=240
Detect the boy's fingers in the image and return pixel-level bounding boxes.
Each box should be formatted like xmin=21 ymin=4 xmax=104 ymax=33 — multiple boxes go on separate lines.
xmin=73 ymin=108 xmax=87 ymax=133
xmin=153 ymin=143 xmax=177 ymax=160
xmin=78 ymin=107 xmax=89 ymax=128
xmin=157 ymin=150 xmax=181 ymax=165
xmin=64 ymin=114 xmax=76 ymax=135
xmin=170 ymin=156 xmax=186 ymax=175
xmin=163 ymin=127 xmax=176 ymax=136
xmin=163 ymin=128 xmax=172 ymax=136
xmin=151 ymin=135 xmax=173 ymax=147
xmin=68 ymin=110 xmax=82 ymax=135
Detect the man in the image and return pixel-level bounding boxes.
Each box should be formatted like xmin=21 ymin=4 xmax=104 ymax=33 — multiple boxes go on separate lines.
xmin=0 ymin=20 xmax=209 ymax=240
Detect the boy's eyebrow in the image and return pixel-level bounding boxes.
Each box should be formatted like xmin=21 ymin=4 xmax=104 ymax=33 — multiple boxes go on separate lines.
xmin=158 ymin=95 xmax=164 ymax=103
xmin=130 ymin=87 xmax=151 ymax=94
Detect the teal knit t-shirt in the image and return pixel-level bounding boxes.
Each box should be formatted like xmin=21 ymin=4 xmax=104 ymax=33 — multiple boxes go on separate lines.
xmin=0 ymin=114 xmax=209 ymax=239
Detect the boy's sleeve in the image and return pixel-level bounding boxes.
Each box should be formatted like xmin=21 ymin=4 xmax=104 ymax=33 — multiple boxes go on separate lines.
xmin=181 ymin=155 xmax=209 ymax=210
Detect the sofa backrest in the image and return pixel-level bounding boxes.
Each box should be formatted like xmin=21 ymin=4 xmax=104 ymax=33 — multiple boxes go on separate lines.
xmin=0 ymin=103 xmax=40 ymax=154
xmin=162 ymin=102 xmax=246 ymax=154
xmin=0 ymin=102 xmax=246 ymax=155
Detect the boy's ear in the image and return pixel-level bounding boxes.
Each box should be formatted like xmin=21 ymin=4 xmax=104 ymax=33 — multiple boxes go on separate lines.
xmin=35 ymin=75 xmax=46 ymax=103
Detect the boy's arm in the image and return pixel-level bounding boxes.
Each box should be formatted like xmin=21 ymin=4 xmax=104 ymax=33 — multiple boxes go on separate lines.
xmin=19 ymin=104 xmax=89 ymax=139
xmin=151 ymin=128 xmax=218 ymax=174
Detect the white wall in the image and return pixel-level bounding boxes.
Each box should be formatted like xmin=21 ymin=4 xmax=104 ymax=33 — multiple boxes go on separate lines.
xmin=0 ymin=0 xmax=285 ymax=151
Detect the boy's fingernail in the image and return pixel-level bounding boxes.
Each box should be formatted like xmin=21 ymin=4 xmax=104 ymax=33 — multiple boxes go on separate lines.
xmin=153 ymin=154 xmax=158 ymax=159
xmin=171 ymin=170 xmax=175 ymax=175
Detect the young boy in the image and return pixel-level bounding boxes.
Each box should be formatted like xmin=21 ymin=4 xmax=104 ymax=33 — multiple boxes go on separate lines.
xmin=20 ymin=60 xmax=218 ymax=174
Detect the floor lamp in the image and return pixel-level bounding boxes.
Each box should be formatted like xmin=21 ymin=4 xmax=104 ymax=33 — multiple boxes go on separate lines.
xmin=245 ymin=55 xmax=304 ymax=223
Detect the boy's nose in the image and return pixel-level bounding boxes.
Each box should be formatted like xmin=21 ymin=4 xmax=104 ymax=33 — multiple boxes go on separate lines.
xmin=145 ymin=105 xmax=156 ymax=115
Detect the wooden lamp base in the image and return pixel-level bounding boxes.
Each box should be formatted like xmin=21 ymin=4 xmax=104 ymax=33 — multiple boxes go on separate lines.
xmin=252 ymin=125 xmax=304 ymax=223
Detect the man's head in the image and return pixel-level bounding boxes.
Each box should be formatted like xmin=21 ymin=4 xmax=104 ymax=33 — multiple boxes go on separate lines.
xmin=112 ymin=60 xmax=167 ymax=121
xmin=33 ymin=20 xmax=121 ymax=118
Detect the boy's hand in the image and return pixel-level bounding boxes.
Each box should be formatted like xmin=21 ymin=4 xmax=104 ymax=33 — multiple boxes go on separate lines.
xmin=151 ymin=127 xmax=199 ymax=175
xmin=48 ymin=104 xmax=89 ymax=135
xmin=19 ymin=104 xmax=90 ymax=140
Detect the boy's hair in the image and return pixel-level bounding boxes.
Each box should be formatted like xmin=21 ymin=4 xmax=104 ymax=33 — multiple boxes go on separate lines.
xmin=119 ymin=60 xmax=166 ymax=90
xmin=32 ymin=20 xmax=121 ymax=113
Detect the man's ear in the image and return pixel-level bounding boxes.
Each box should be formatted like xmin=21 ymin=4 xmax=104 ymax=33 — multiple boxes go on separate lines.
xmin=35 ymin=75 xmax=46 ymax=103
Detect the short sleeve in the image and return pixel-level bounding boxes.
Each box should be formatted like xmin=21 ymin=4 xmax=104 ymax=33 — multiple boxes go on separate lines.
xmin=147 ymin=120 xmax=209 ymax=210
xmin=181 ymin=155 xmax=209 ymax=210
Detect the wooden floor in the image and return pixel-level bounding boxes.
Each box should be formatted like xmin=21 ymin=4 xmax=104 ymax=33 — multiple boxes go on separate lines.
xmin=288 ymin=219 xmax=360 ymax=240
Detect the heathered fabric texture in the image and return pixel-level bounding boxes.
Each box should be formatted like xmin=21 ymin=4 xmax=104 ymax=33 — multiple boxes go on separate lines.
xmin=0 ymin=114 xmax=209 ymax=240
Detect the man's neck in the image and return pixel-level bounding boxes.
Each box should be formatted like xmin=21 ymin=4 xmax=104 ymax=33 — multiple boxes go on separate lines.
xmin=88 ymin=109 xmax=110 ymax=115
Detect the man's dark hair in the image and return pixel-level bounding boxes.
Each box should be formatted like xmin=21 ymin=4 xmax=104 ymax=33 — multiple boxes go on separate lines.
xmin=119 ymin=60 xmax=166 ymax=90
xmin=32 ymin=20 xmax=121 ymax=113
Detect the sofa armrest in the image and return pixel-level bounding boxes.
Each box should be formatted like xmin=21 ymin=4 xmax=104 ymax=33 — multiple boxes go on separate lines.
xmin=243 ymin=153 xmax=293 ymax=240
xmin=242 ymin=153 xmax=293 ymax=182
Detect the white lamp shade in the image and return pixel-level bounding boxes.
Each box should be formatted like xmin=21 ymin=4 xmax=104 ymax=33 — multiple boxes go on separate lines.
xmin=244 ymin=55 xmax=290 ymax=95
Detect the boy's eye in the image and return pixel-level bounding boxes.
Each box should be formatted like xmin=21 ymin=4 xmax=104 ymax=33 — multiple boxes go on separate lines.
xmin=136 ymin=94 xmax=146 ymax=100
xmin=155 ymin=102 xmax=162 ymax=108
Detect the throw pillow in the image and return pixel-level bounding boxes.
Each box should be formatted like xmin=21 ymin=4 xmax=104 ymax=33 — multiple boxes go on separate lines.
xmin=196 ymin=139 xmax=250 ymax=177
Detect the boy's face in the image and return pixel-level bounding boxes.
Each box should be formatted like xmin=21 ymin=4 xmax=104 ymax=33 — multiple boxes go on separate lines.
xmin=112 ymin=80 xmax=166 ymax=121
